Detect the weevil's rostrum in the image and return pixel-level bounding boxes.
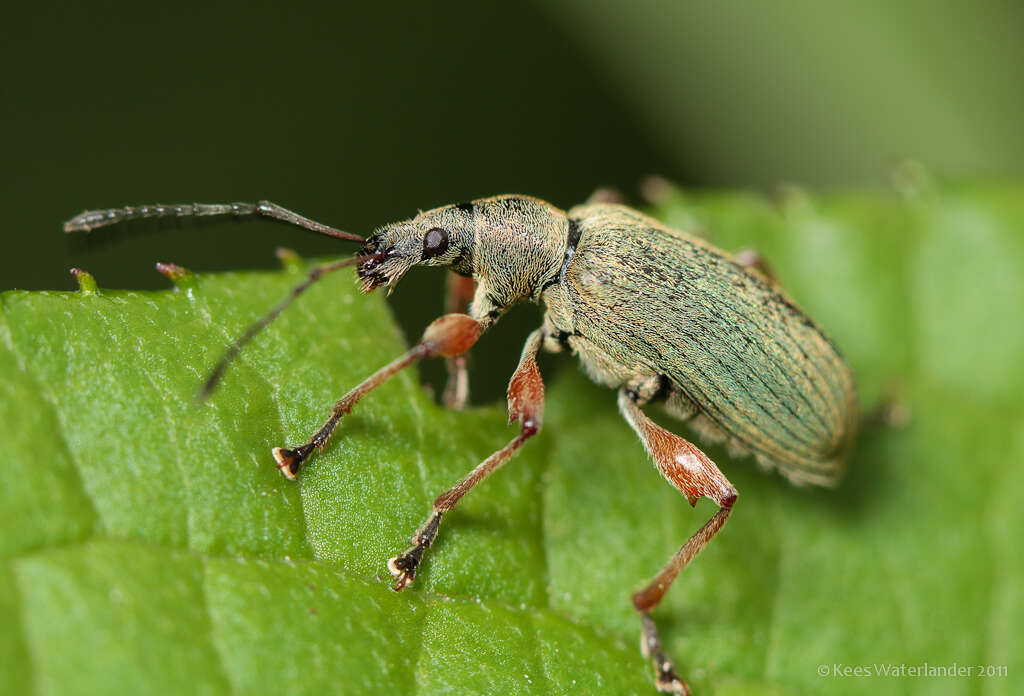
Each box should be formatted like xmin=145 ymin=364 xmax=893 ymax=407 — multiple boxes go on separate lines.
xmin=66 ymin=193 xmax=858 ymax=695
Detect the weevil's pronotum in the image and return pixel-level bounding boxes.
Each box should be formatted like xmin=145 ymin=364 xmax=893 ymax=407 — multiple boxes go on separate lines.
xmin=65 ymin=195 xmax=857 ymax=695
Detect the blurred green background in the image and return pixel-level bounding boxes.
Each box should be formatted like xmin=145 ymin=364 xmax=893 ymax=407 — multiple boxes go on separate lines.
xmin=3 ymin=0 xmax=1024 ymax=400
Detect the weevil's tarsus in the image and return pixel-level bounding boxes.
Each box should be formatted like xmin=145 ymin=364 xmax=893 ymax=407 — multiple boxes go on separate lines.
xmin=641 ymin=613 xmax=691 ymax=696
xmin=271 ymin=348 xmax=423 ymax=476
xmin=199 ymin=255 xmax=364 ymax=401
xmin=63 ymin=200 xmax=364 ymax=242
xmin=388 ymin=511 xmax=442 ymax=591
xmin=388 ymin=328 xmax=544 ymax=590
xmin=272 ymin=314 xmax=483 ymax=477
xmin=442 ymin=273 xmax=476 ymax=409
xmin=272 ymin=443 xmax=316 ymax=480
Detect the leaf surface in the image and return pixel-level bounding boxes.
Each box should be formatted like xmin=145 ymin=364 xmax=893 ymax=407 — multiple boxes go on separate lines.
xmin=2 ymin=182 xmax=1021 ymax=695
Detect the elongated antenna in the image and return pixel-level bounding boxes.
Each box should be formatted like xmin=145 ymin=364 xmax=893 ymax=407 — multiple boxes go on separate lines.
xmin=63 ymin=198 xmax=368 ymax=397
xmin=199 ymin=254 xmax=365 ymax=400
xmin=64 ymin=200 xmax=364 ymax=243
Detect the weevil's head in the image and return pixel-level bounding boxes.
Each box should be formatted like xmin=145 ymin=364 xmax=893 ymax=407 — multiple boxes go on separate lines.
xmin=358 ymin=196 xmax=568 ymax=309
xmin=357 ymin=202 xmax=477 ymax=293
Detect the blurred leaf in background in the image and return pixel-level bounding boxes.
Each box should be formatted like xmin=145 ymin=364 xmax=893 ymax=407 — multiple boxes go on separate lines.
xmin=540 ymin=0 xmax=1024 ymax=187
xmin=2 ymin=181 xmax=1021 ymax=695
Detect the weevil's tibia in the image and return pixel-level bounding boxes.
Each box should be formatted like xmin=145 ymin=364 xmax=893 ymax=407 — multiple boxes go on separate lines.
xmin=618 ymin=388 xmax=737 ymax=695
xmin=388 ymin=328 xmax=545 ymax=590
xmin=63 ymin=200 xmax=363 ymax=242
xmin=273 ymin=313 xmax=482 ymax=478
xmin=442 ymin=272 xmax=476 ymax=409
xmin=272 ymin=348 xmax=425 ymax=478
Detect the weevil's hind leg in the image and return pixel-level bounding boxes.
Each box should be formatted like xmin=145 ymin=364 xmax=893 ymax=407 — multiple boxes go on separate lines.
xmin=272 ymin=314 xmax=481 ymax=478
xmin=586 ymin=187 xmax=627 ymax=204
xmin=734 ymin=248 xmax=778 ymax=283
xmin=442 ymin=272 xmax=475 ymax=410
xmin=862 ymin=378 xmax=911 ymax=430
xmin=389 ymin=328 xmax=544 ymax=590
xmin=619 ymin=388 xmax=737 ymax=696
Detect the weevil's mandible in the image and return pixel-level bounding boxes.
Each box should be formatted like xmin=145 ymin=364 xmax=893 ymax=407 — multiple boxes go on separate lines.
xmin=65 ymin=194 xmax=857 ymax=695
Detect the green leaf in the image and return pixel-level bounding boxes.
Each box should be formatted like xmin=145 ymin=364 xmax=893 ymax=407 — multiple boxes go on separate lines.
xmin=3 ymin=182 xmax=1022 ymax=695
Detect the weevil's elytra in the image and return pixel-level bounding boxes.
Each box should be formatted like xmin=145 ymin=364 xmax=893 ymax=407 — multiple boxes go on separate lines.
xmin=65 ymin=194 xmax=857 ymax=695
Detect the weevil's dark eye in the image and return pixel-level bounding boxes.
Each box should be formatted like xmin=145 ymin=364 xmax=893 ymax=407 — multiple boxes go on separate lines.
xmin=423 ymin=227 xmax=449 ymax=258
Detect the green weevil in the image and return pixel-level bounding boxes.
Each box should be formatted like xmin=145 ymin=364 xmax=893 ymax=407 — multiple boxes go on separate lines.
xmin=65 ymin=194 xmax=858 ymax=695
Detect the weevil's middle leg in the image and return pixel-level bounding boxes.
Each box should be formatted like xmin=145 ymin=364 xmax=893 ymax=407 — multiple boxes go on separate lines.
xmin=442 ymin=272 xmax=475 ymax=410
xmin=272 ymin=313 xmax=481 ymax=478
xmin=619 ymin=388 xmax=737 ymax=695
xmin=389 ymin=328 xmax=544 ymax=590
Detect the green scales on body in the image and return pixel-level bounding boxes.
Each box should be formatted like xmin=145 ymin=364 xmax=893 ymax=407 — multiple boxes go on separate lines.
xmin=66 ymin=194 xmax=858 ymax=695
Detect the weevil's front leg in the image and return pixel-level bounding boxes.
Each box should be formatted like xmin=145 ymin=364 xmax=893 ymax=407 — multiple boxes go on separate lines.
xmin=619 ymin=389 xmax=737 ymax=696
xmin=442 ymin=272 xmax=475 ymax=410
xmin=389 ymin=328 xmax=544 ymax=590
xmin=272 ymin=313 xmax=481 ymax=478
